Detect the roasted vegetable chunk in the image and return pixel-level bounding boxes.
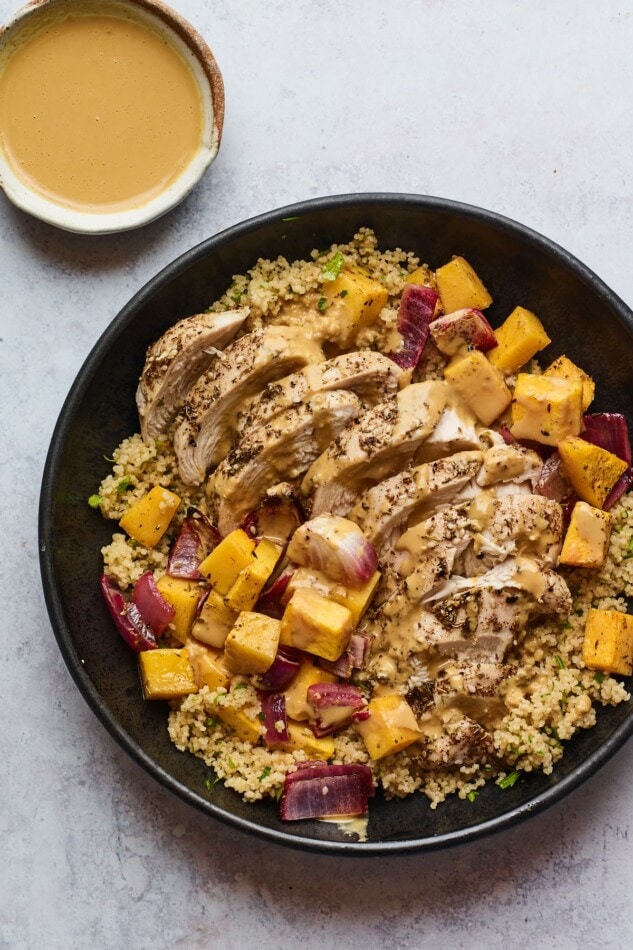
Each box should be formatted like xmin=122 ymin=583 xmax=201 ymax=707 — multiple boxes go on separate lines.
xmin=434 ymin=257 xmax=493 ymax=313
xmin=355 ymin=694 xmax=422 ymax=760
xmin=139 ymin=648 xmax=197 ymax=700
xmin=558 ymin=436 xmax=628 ymax=508
xmin=510 ymin=374 xmax=583 ymax=446
xmin=280 ymin=588 xmax=353 ymax=661
xmin=582 ymin=609 xmax=633 ymax=676
xmin=224 ymin=611 xmax=281 ymax=675
xmin=488 ymin=306 xmax=551 ymax=374
xmin=559 ymin=501 xmax=611 ymax=568
xmin=119 ymin=486 xmax=180 ymax=547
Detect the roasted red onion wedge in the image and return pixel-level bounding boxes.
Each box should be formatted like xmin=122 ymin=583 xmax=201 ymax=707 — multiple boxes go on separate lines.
xmin=254 ymin=569 xmax=294 ymax=619
xmin=241 ymin=485 xmax=304 ymax=545
xmin=286 ymin=515 xmax=378 ymax=587
xmin=535 ymin=452 xmax=572 ymax=503
xmin=280 ymin=763 xmax=374 ymax=821
xmin=582 ymin=413 xmax=632 ymax=510
xmin=254 ymin=646 xmax=302 ymax=691
xmin=429 ymin=308 xmax=497 ymax=356
xmin=132 ymin=571 xmax=175 ymax=636
xmin=307 ymin=683 xmax=367 ymax=737
xmin=386 ymin=284 xmax=438 ymax=370
xmin=167 ymin=507 xmax=221 ymax=579
xmin=100 ymin=574 xmax=157 ymax=652
xmin=319 ymin=634 xmax=370 ymax=678
xmin=259 ymin=692 xmax=289 ymax=747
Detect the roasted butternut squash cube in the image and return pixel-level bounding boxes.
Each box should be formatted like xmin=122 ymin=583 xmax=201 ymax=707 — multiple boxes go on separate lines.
xmin=488 ymin=306 xmax=551 ymax=374
xmin=434 ymin=257 xmax=493 ymax=313
xmin=282 ymin=568 xmax=380 ymax=627
xmin=582 ymin=609 xmax=633 ymax=676
xmin=406 ymin=265 xmax=433 ymax=286
xmin=558 ymin=436 xmax=628 ymax=508
xmin=223 ymin=611 xmax=281 ymax=675
xmin=560 ymin=501 xmax=611 ymax=568
xmin=283 ymin=659 xmax=337 ymax=721
xmin=185 ymin=638 xmax=232 ymax=691
xmin=155 ymin=575 xmax=200 ymax=644
xmin=198 ymin=529 xmax=256 ymax=594
xmin=543 ymin=355 xmax=595 ymax=412
xmin=215 ymin=700 xmax=263 ymax=743
xmin=282 ymin=720 xmax=336 ymax=759
xmin=322 ymin=266 xmax=389 ymax=343
xmin=119 ymin=486 xmax=180 ymax=548
xmin=191 ymin=589 xmax=237 ymax=648
xmin=510 ymin=374 xmax=583 ymax=446
xmin=355 ymin=694 xmax=422 ymax=760
xmin=444 ymin=349 xmax=512 ymax=426
xmin=224 ymin=539 xmax=282 ymax=611
xmin=280 ymin=588 xmax=353 ymax=662
xmin=138 ymin=648 xmax=197 ymax=700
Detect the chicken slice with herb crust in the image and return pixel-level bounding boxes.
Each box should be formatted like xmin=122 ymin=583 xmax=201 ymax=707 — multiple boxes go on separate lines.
xmin=235 ymin=350 xmax=403 ymax=441
xmin=173 ymin=326 xmax=324 ymax=486
xmin=209 ymin=390 xmax=362 ymax=534
xmin=136 ymin=308 xmax=249 ymax=441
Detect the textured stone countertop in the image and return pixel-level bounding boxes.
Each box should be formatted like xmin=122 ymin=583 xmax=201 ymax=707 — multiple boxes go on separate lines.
xmin=1 ymin=1 xmax=632 ymax=947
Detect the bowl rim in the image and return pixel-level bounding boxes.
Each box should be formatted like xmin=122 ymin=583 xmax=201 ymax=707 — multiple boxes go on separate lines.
xmin=0 ymin=0 xmax=224 ymax=234
xmin=39 ymin=191 xmax=633 ymax=854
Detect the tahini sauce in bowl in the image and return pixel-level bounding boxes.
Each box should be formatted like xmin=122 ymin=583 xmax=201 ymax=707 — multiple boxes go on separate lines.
xmin=0 ymin=0 xmax=224 ymax=232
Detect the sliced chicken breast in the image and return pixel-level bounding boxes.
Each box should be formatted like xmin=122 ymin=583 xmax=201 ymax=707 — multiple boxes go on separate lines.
xmin=349 ymin=450 xmax=483 ymax=552
xmin=136 ymin=308 xmax=249 ymax=441
xmin=208 ymin=390 xmax=362 ymax=534
xmin=302 ymin=380 xmax=449 ymax=517
xmin=173 ymin=326 xmax=324 ymax=485
xmin=235 ymin=351 xmax=403 ymax=440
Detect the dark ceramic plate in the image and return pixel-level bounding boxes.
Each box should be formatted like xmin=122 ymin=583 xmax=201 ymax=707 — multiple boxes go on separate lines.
xmin=39 ymin=194 xmax=633 ymax=854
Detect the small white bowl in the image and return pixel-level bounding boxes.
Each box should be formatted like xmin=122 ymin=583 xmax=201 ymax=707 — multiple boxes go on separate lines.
xmin=0 ymin=0 xmax=224 ymax=233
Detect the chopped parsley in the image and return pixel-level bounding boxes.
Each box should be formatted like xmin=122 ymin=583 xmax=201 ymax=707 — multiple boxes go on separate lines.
xmin=624 ymin=538 xmax=633 ymax=560
xmin=594 ymin=671 xmax=606 ymax=684
xmin=282 ymin=216 xmax=299 ymax=222
xmin=258 ymin=712 xmax=267 ymax=722
xmin=103 ymin=454 xmax=115 ymax=463
xmin=317 ymin=296 xmax=329 ymax=313
xmin=340 ymin=289 xmax=349 ymax=298
xmin=227 ymin=757 xmax=237 ymax=770
xmin=259 ymin=766 xmax=272 ymax=782
xmin=554 ymin=655 xmax=565 ymax=669
xmin=497 ymin=770 xmax=520 ymax=789
xmin=466 ymin=790 xmax=479 ymax=803
xmin=116 ymin=476 xmax=132 ymax=493
xmin=322 ymin=251 xmax=345 ymax=282
xmin=234 ymin=682 xmax=247 ymax=691
xmin=205 ymin=717 xmax=219 ymax=729
xmin=204 ymin=778 xmax=212 ymax=790
xmin=88 ymin=494 xmax=102 ymax=509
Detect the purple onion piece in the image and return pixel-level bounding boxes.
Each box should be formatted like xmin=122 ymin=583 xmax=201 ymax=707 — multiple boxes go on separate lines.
xmin=385 ymin=284 xmax=438 ymax=370
xmin=167 ymin=507 xmax=221 ymax=579
xmin=535 ymin=452 xmax=572 ymax=503
xmin=259 ymin=692 xmax=289 ymax=747
xmin=254 ymin=646 xmax=302 ymax=691
xmin=318 ymin=634 xmax=370 ymax=679
xmin=100 ymin=574 xmax=157 ymax=652
xmin=582 ymin=413 xmax=632 ymax=465
xmin=132 ymin=571 xmax=175 ymax=636
xmin=603 ymin=471 xmax=633 ymax=511
xmin=429 ymin=308 xmax=497 ymax=356
xmin=280 ymin=763 xmax=375 ymax=821
xmin=498 ymin=424 xmax=516 ymax=445
xmin=253 ymin=569 xmax=294 ymax=619
xmin=307 ymin=683 xmax=367 ymax=737
xmin=241 ymin=488 xmax=304 ymax=545
xmin=287 ymin=515 xmax=378 ymax=587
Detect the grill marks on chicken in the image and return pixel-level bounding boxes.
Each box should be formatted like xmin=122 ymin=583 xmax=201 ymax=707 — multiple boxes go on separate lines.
xmin=137 ymin=308 xmax=249 ymax=441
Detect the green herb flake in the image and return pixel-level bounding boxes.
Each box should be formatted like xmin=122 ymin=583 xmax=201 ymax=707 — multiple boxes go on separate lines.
xmin=560 ymin=621 xmax=572 ymax=630
xmin=234 ymin=682 xmax=247 ymax=691
xmin=205 ymin=717 xmax=219 ymax=729
xmin=466 ymin=790 xmax=479 ymax=803
xmin=322 ymin=251 xmax=345 ymax=282
xmin=594 ymin=671 xmax=606 ymax=684
xmin=340 ymin=289 xmax=349 ymax=298
xmin=227 ymin=757 xmax=237 ymax=771
xmin=103 ymin=454 xmax=115 ymax=463
xmin=274 ymin=787 xmax=283 ymax=802
xmin=554 ymin=655 xmax=565 ymax=669
xmin=204 ymin=778 xmax=212 ymax=790
xmin=259 ymin=766 xmax=272 ymax=783
xmin=282 ymin=216 xmax=299 ymax=222
xmin=317 ymin=296 xmax=329 ymax=313
xmin=258 ymin=712 xmax=267 ymax=722
xmin=575 ymin=608 xmax=584 ymax=616
xmin=624 ymin=538 xmax=633 ymax=559
xmin=497 ymin=770 xmax=521 ymax=789
xmin=88 ymin=494 xmax=102 ymax=509
xmin=116 ymin=476 xmax=132 ymax=493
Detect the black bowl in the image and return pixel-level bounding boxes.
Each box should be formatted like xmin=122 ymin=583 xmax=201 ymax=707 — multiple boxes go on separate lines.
xmin=39 ymin=193 xmax=633 ymax=854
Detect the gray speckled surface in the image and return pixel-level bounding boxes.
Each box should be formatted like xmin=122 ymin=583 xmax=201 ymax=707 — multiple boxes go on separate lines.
xmin=1 ymin=1 xmax=632 ymax=947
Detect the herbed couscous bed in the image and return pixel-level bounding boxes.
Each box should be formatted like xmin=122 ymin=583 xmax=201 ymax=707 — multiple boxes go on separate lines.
xmin=95 ymin=229 xmax=633 ymax=820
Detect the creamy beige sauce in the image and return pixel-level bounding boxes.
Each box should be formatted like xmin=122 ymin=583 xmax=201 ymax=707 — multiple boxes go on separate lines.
xmin=0 ymin=8 xmax=204 ymax=211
